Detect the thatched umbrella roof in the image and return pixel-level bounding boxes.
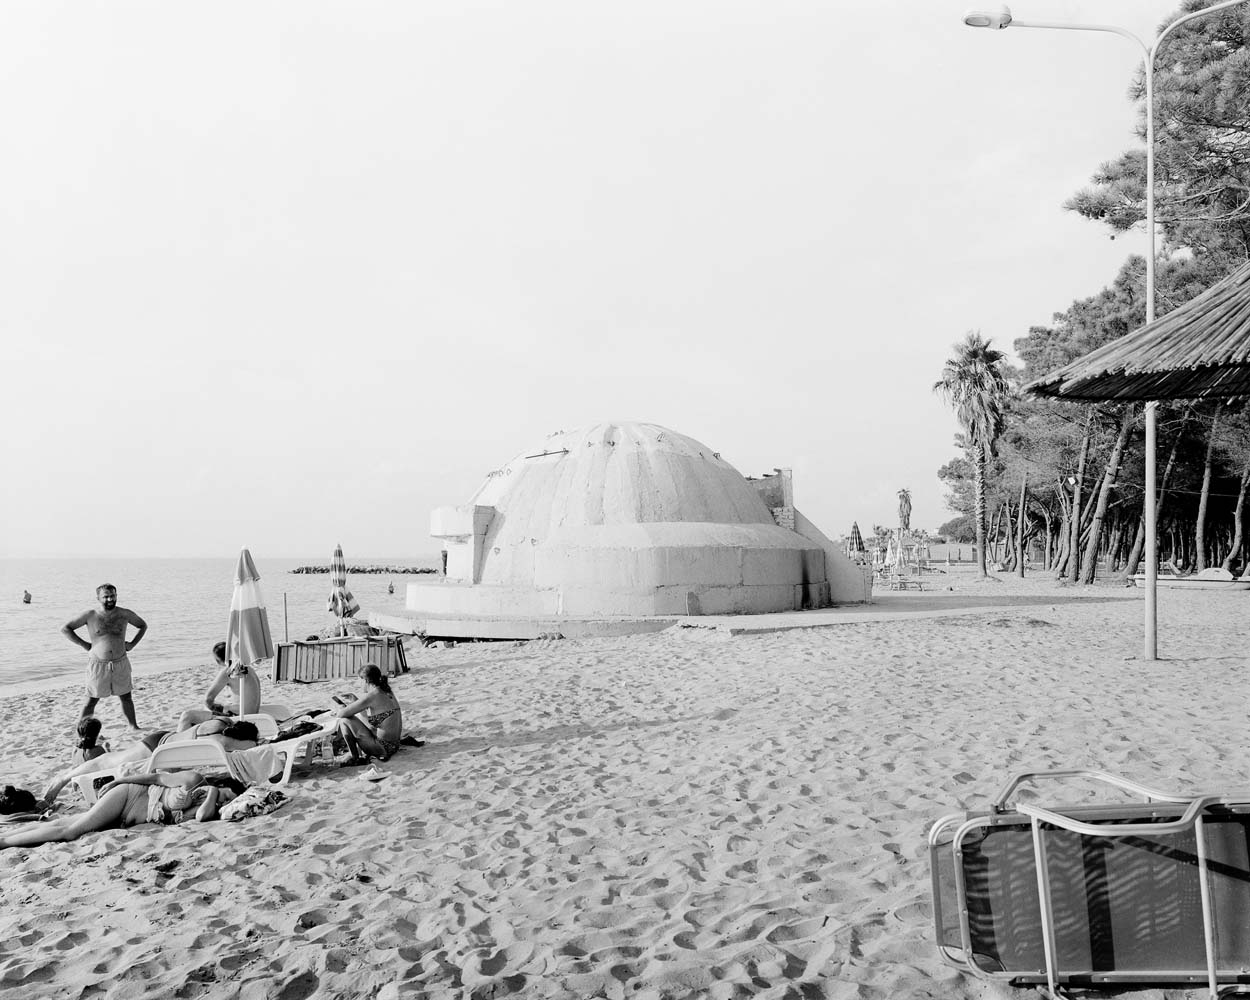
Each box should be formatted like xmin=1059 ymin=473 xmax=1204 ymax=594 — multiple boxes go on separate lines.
xmin=1028 ymin=261 xmax=1250 ymax=402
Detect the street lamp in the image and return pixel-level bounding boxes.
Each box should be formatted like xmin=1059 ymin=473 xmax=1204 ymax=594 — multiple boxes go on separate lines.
xmin=964 ymin=0 xmax=1250 ymax=663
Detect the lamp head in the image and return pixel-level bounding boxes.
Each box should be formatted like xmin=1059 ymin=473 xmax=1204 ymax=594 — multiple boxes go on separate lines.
xmin=964 ymin=5 xmax=1013 ymax=29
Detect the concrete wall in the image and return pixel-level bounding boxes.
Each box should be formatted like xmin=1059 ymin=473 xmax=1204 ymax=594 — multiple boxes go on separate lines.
xmin=431 ymin=504 xmax=495 ymax=584
xmin=793 ymin=507 xmax=873 ymax=604
xmin=406 ymin=576 xmax=832 ymax=619
xmin=408 ymin=521 xmax=832 ymax=618
xmin=748 ymin=468 xmax=793 ymax=510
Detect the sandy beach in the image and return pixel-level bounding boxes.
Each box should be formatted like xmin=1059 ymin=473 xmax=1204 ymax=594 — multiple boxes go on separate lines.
xmin=0 ymin=569 xmax=1244 ymax=999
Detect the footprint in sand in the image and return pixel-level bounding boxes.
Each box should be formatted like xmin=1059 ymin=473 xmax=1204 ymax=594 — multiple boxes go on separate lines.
xmin=273 ymin=970 xmax=321 ymax=1000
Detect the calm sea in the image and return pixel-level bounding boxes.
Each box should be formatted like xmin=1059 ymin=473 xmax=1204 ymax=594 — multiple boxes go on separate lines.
xmin=0 ymin=556 xmax=439 ymax=697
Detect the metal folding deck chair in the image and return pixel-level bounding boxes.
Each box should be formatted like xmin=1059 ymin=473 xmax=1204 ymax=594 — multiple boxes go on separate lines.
xmin=928 ymin=770 xmax=1250 ymax=999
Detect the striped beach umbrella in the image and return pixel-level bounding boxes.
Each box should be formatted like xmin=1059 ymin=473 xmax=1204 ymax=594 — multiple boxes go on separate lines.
xmin=327 ymin=543 xmax=360 ymax=635
xmin=849 ymin=521 xmax=865 ymax=553
xmin=228 ymin=547 xmax=274 ymax=667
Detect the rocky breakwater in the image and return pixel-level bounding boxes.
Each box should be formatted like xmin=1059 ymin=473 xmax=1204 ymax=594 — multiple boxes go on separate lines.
xmin=290 ymin=565 xmax=439 ymax=574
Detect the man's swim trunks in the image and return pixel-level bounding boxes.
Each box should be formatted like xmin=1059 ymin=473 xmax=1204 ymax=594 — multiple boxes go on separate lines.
xmin=86 ymin=654 xmax=132 ymax=697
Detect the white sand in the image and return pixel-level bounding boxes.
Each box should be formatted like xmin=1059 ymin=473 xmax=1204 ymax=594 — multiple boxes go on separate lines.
xmin=0 ymin=570 xmax=1244 ymax=999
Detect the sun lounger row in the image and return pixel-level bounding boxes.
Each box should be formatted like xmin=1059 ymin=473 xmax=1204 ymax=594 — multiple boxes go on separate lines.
xmin=72 ymin=714 xmax=340 ymax=802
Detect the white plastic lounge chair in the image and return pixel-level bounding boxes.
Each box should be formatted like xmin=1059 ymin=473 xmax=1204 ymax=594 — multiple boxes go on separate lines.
xmin=72 ymin=740 xmax=241 ymax=803
xmin=146 ymin=738 xmax=287 ymax=787
xmin=144 ymin=739 xmax=238 ymax=779
xmin=239 ymin=713 xmax=280 ymax=741
xmin=267 ymin=717 xmax=340 ymax=785
xmin=71 ymin=768 xmax=129 ymax=803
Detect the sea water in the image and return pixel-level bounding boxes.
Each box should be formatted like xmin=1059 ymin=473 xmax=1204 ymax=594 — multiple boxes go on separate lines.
xmin=0 ymin=556 xmax=439 ymax=697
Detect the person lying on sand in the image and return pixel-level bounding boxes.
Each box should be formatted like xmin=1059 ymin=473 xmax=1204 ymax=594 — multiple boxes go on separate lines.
xmin=40 ymin=719 xmax=260 ymax=807
xmin=176 ymin=641 xmax=263 ymax=731
xmin=334 ymin=664 xmax=403 ymax=766
xmin=2 ymin=771 xmax=245 ymax=849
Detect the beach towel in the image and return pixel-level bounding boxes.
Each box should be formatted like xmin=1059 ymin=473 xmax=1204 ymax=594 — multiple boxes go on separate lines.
xmin=219 ymin=786 xmax=289 ymax=822
xmin=228 ymin=745 xmax=281 ymax=785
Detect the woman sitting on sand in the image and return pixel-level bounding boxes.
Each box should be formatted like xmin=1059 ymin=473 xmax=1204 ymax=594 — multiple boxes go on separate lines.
xmin=41 ymin=719 xmax=260 ymax=807
xmin=2 ymin=770 xmax=245 ymax=849
xmin=334 ymin=664 xmax=402 ymax=765
xmin=72 ymin=716 xmax=109 ymax=766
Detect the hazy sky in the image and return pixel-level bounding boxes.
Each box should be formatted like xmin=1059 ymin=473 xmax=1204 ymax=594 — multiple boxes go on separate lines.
xmin=3 ymin=0 xmax=1187 ymax=558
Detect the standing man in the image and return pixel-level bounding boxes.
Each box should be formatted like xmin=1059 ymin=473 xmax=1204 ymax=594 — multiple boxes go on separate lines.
xmin=62 ymin=583 xmax=146 ymax=732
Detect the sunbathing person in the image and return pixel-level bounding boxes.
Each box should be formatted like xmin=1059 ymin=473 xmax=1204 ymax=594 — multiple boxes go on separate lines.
xmin=334 ymin=664 xmax=403 ymax=765
xmin=2 ymin=771 xmax=244 ymax=849
xmin=177 ymin=641 xmax=263 ymax=731
xmin=41 ymin=719 xmax=260 ymax=807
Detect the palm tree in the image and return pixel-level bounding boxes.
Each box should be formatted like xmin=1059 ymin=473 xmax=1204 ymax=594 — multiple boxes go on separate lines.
xmin=934 ymin=332 xmax=1010 ymax=578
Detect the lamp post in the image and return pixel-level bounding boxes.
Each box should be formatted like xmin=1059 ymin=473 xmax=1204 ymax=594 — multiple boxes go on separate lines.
xmin=964 ymin=0 xmax=1250 ymax=663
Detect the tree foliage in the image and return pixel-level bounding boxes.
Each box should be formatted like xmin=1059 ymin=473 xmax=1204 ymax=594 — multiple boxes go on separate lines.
xmin=935 ymin=2 xmax=1250 ymax=582
xmin=1066 ymin=2 xmax=1250 ymax=271
xmin=934 ymin=333 xmax=1011 ymax=577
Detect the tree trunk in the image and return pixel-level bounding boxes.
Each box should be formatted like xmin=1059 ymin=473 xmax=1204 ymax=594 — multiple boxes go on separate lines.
xmin=1080 ymin=408 xmax=1135 ymax=584
xmin=1069 ymin=408 xmax=1094 ymax=584
xmin=1222 ymin=459 xmax=1250 ymax=574
xmin=973 ymin=447 xmax=989 ymax=578
xmin=1002 ymin=505 xmax=1011 ymax=564
xmin=988 ymin=503 xmax=1004 ymax=566
xmin=1016 ymin=474 xmax=1028 ymax=577
xmin=1053 ymin=479 xmax=1072 ymax=579
xmin=1122 ymin=517 xmax=1145 ymax=578
xmin=1196 ymin=410 xmax=1220 ymax=571
xmin=1105 ymin=520 xmax=1123 ymax=573
xmin=1036 ymin=502 xmax=1053 ymax=570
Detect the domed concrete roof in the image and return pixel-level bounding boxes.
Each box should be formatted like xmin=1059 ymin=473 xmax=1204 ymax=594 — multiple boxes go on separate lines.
xmin=468 ymin=421 xmax=776 ymax=534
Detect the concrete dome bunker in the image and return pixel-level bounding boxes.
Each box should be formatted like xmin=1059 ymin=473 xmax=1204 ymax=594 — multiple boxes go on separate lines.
xmin=407 ymin=422 xmax=871 ymax=634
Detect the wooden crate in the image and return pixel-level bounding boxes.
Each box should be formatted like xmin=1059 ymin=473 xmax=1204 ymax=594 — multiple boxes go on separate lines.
xmin=271 ymin=635 xmax=408 ymax=683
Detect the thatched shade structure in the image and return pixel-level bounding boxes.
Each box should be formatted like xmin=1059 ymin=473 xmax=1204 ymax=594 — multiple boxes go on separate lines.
xmin=1028 ymin=261 xmax=1250 ymax=402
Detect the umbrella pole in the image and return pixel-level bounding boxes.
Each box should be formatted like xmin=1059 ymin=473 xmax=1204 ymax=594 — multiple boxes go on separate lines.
xmin=283 ymin=593 xmax=289 ymax=643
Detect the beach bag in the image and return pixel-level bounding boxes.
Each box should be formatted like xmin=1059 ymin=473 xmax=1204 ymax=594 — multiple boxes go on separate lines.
xmin=0 ymin=785 xmax=38 ymax=814
xmin=219 ymin=787 xmax=289 ymax=823
xmin=272 ymin=720 xmax=322 ymax=743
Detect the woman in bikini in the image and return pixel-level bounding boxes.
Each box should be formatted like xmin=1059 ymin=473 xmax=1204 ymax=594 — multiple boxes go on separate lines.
xmin=40 ymin=719 xmax=260 ymax=807
xmin=334 ymin=663 xmax=402 ymax=765
xmin=2 ymin=770 xmax=244 ymax=849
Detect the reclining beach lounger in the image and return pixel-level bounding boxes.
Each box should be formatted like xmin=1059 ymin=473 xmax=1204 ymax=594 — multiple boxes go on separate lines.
xmin=267 ymin=717 xmax=340 ymax=784
xmin=74 ymin=737 xmax=285 ymax=802
xmin=928 ymin=769 xmax=1250 ymax=998
xmin=71 ymin=713 xmax=337 ymax=801
xmin=144 ymin=740 xmax=239 ymax=780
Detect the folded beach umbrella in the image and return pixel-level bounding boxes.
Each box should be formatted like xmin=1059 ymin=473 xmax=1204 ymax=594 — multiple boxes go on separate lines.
xmin=849 ymin=521 xmax=865 ymax=553
xmin=327 ymin=543 xmax=360 ymax=635
xmin=228 ymin=547 xmax=275 ymax=667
